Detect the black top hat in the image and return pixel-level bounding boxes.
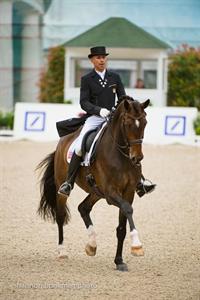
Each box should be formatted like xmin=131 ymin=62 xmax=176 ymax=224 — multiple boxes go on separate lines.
xmin=88 ymin=46 xmax=109 ymax=58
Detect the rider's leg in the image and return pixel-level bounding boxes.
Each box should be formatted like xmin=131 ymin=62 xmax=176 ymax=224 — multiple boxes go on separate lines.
xmin=136 ymin=174 xmax=156 ymax=197
xmin=58 ymin=115 xmax=105 ymax=197
xmin=135 ymin=163 xmax=156 ymax=198
xmin=58 ymin=151 xmax=82 ymax=196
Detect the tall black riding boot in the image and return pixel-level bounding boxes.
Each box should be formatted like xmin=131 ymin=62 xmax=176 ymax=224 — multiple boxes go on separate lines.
xmin=58 ymin=152 xmax=82 ymax=196
xmin=136 ymin=174 xmax=156 ymax=198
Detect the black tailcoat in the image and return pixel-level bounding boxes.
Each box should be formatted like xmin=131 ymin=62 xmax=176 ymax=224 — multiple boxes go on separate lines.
xmin=80 ymin=69 xmax=126 ymax=116
xmin=56 ymin=69 xmax=125 ymax=137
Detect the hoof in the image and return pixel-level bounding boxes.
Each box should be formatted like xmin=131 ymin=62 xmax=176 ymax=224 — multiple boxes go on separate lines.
xmin=57 ymin=245 xmax=68 ymax=259
xmin=85 ymin=243 xmax=97 ymax=256
xmin=131 ymin=246 xmax=144 ymax=256
xmin=116 ymin=263 xmax=128 ymax=272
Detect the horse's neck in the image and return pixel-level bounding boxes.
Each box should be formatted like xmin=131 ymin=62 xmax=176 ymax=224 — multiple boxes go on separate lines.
xmin=110 ymin=115 xmax=125 ymax=146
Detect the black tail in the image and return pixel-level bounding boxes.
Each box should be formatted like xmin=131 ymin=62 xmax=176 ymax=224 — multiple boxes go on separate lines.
xmin=36 ymin=151 xmax=70 ymax=224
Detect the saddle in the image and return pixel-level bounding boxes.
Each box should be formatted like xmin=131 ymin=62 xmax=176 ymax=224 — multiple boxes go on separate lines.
xmin=81 ymin=123 xmax=107 ymax=164
xmin=66 ymin=121 xmax=107 ymax=165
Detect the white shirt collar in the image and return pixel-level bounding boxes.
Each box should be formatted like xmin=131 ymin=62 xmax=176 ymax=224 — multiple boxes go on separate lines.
xmin=95 ymin=69 xmax=106 ymax=80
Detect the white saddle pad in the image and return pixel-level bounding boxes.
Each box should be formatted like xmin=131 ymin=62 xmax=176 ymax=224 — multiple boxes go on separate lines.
xmin=67 ymin=122 xmax=107 ymax=166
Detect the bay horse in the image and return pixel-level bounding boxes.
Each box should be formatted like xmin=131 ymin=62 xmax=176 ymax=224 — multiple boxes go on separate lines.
xmin=37 ymin=96 xmax=150 ymax=271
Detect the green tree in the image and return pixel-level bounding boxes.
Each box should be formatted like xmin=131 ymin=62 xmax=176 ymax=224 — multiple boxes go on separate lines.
xmin=167 ymin=45 xmax=200 ymax=110
xmin=0 ymin=111 xmax=14 ymax=129
xmin=39 ymin=46 xmax=65 ymax=103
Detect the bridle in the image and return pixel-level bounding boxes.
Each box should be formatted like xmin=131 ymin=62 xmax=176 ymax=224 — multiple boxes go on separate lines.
xmin=109 ymin=112 xmax=145 ymax=160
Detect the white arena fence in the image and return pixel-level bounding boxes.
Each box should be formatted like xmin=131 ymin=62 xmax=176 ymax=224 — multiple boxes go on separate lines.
xmin=13 ymin=102 xmax=198 ymax=145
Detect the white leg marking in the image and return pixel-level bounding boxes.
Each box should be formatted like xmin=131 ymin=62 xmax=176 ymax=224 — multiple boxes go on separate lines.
xmin=57 ymin=243 xmax=67 ymax=258
xmin=130 ymin=229 xmax=142 ymax=248
xmin=87 ymin=225 xmax=97 ymax=248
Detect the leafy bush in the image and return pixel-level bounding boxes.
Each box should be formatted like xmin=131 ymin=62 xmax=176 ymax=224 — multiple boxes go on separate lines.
xmin=64 ymin=99 xmax=72 ymax=104
xmin=0 ymin=111 xmax=14 ymax=129
xmin=167 ymin=45 xmax=200 ymax=110
xmin=193 ymin=114 xmax=200 ymax=135
xmin=39 ymin=46 xmax=65 ymax=103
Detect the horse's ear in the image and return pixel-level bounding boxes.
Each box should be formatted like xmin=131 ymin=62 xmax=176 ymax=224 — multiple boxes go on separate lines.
xmin=124 ymin=99 xmax=131 ymax=111
xmin=142 ymin=99 xmax=150 ymax=109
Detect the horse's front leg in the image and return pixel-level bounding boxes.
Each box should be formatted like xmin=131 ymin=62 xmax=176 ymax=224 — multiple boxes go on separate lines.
xmin=78 ymin=193 xmax=100 ymax=256
xmin=109 ymin=195 xmax=144 ymax=258
xmin=115 ymin=210 xmax=128 ymax=271
xmin=121 ymin=199 xmax=144 ymax=256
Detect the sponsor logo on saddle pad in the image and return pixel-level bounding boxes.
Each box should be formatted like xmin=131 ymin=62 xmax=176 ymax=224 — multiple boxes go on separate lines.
xmin=67 ymin=149 xmax=74 ymax=161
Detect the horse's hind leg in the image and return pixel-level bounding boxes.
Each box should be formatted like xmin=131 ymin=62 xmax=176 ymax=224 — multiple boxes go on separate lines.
xmin=115 ymin=210 xmax=128 ymax=271
xmin=56 ymin=194 xmax=70 ymax=258
xmin=78 ymin=193 xmax=100 ymax=256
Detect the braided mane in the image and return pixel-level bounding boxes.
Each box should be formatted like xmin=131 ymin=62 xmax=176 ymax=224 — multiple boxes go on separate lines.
xmin=109 ymin=95 xmax=135 ymax=121
xmin=116 ymin=95 xmax=134 ymax=108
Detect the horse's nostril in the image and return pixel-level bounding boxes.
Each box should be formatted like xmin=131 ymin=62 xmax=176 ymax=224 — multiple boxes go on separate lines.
xmin=130 ymin=153 xmax=143 ymax=163
xmin=131 ymin=155 xmax=143 ymax=163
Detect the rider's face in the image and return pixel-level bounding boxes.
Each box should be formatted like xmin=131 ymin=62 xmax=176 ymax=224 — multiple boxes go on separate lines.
xmin=90 ymin=55 xmax=107 ymax=72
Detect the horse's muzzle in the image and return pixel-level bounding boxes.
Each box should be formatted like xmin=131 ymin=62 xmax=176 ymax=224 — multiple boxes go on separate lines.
xmin=130 ymin=154 xmax=144 ymax=164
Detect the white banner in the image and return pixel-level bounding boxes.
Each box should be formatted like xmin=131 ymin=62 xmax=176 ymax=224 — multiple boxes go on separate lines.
xmin=14 ymin=103 xmax=84 ymax=141
xmin=14 ymin=102 xmax=198 ymax=145
xmin=144 ymin=106 xmax=197 ymax=145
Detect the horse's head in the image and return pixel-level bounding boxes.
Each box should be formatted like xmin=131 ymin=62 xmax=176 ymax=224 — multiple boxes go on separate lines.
xmin=112 ymin=96 xmax=150 ymax=165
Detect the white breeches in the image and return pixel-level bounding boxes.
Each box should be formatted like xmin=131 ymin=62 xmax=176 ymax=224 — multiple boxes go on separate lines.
xmin=74 ymin=115 xmax=105 ymax=156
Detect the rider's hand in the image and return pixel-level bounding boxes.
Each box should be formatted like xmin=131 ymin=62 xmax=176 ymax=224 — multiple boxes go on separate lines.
xmin=100 ymin=108 xmax=110 ymax=118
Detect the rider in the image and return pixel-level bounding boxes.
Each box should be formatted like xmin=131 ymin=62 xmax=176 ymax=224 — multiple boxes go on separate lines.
xmin=58 ymin=46 xmax=156 ymax=197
